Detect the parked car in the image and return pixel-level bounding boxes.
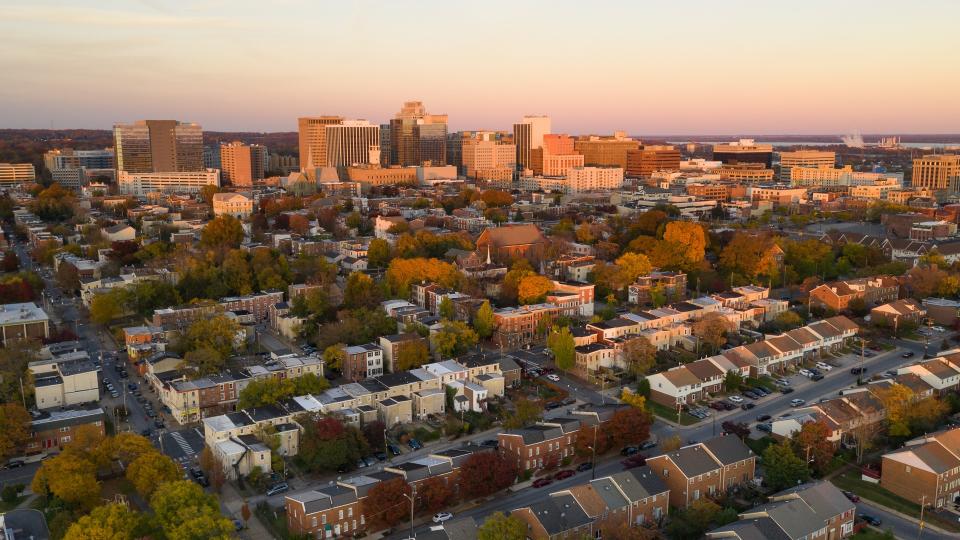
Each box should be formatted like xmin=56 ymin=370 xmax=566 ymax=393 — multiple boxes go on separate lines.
xmin=432 ymin=512 xmax=453 ymax=523
xmin=774 ymin=378 xmax=791 ymax=387
xmin=902 ymin=351 xmax=915 ymax=358
xmin=756 ymin=414 xmax=772 ymax=422
xmin=842 ymin=490 xmax=860 ymax=503
xmin=780 ymin=387 xmax=795 ymax=394
xmin=742 ymin=391 xmax=759 ymax=400
xmin=815 ymin=362 xmax=833 ymax=371
xmin=479 ymin=439 xmax=499 ymax=448
xmin=621 ymin=455 xmax=647 ymax=469
xmin=722 ymin=401 xmax=738 ymax=410
xmin=639 ymin=440 xmax=657 ymax=450
xmin=709 ymin=401 xmax=725 ymax=410
xmin=790 ymin=398 xmax=806 ymax=407
xmin=756 ymin=423 xmax=773 ymax=433
xmin=727 ymin=395 xmax=743 ymax=403
xmin=265 ymin=483 xmax=289 ymax=496
xmin=532 ymin=478 xmax=554 ymax=488
xmin=387 ymin=444 xmax=401 ymax=456
xmin=620 ymin=446 xmax=639 ymax=457
xmin=799 ymin=369 xmax=814 ymax=378
xmin=407 ymin=439 xmax=423 ymax=450
xmin=741 ymin=403 xmax=756 ymax=410
xmin=546 ymin=374 xmax=560 ymax=382
xmin=861 ymin=515 xmax=882 ymax=526
xmin=554 ymin=469 xmax=575 ymax=480
xmin=576 ymin=462 xmax=594 ymax=472
xmin=811 ymin=374 xmax=825 ymax=381
xmin=544 ymin=401 xmax=562 ymax=410
xmin=4 ymin=459 xmax=25 ymax=469
xmin=752 ymin=387 xmax=770 ymax=396
xmin=190 ymin=468 xmax=210 ymax=487
xmin=561 ymin=397 xmax=577 ymax=406
xmin=110 ymin=390 xmax=120 ymax=398
xmin=154 ymin=419 xmax=164 ymax=428
xmin=850 ymin=367 xmax=866 ymax=375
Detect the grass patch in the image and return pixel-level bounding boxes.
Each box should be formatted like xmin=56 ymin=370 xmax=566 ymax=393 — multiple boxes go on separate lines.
xmin=743 ymin=436 xmax=775 ymax=456
xmin=255 ymin=502 xmax=303 ymax=540
xmin=646 ymin=400 xmax=699 ymax=426
xmin=831 ymin=471 xmax=960 ymax=533
xmin=0 ymin=496 xmax=27 ymax=513
xmin=745 ymin=376 xmax=777 ymax=391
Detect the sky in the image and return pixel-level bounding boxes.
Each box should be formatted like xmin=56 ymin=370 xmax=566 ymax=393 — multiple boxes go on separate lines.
xmin=1 ymin=0 xmax=959 ymax=135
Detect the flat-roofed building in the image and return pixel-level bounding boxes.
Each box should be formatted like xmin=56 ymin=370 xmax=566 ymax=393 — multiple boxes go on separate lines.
xmin=25 ymin=407 xmax=105 ymax=455
xmin=298 ymin=116 xmax=344 ymax=170
xmin=113 ymin=119 xmax=203 ymax=173
xmin=712 ymin=139 xmax=773 ymax=167
xmin=326 ymin=121 xmax=380 ymax=167
xmin=513 ymin=115 xmax=551 ymax=171
xmin=912 ymin=154 xmax=960 ymax=192
xmin=0 ymin=163 xmax=36 ymax=184
xmin=118 ymin=169 xmax=219 ymax=196
xmin=0 ymin=302 xmax=50 ymax=344
xmin=626 ymin=145 xmax=681 ymax=177
xmin=219 ymin=141 xmax=266 ymax=186
xmin=462 ymin=132 xmax=516 ymax=181
xmin=565 ymin=167 xmax=624 ymax=192
xmin=778 ymin=150 xmax=836 ymax=180
xmin=574 ymin=132 xmax=639 ymax=169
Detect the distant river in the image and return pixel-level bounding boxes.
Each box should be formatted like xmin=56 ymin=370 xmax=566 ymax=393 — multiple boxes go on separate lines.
xmin=667 ymin=140 xmax=957 ymax=149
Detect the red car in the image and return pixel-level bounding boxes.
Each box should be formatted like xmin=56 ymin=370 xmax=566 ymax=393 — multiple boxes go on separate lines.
xmin=620 ymin=454 xmax=647 ymax=469
xmin=532 ymin=477 xmax=554 ymax=488
xmin=553 ymin=469 xmax=575 ymax=480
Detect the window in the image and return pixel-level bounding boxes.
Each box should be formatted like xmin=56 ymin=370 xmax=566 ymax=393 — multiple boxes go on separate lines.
xmin=321 ymin=515 xmax=326 ymax=525
xmin=311 ymin=517 xmax=317 ymax=528
xmin=348 ymin=508 xmax=352 ymax=518
xmin=906 ymin=466 xmax=911 ymax=473
xmin=338 ymin=510 xmax=343 ymax=520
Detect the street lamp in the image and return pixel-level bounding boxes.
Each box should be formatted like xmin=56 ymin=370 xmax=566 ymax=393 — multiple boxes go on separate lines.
xmin=401 ymin=487 xmax=416 ymax=539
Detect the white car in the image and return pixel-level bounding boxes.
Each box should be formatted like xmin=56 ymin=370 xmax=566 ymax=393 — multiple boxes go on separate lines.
xmin=798 ymin=369 xmax=814 ymax=378
xmin=815 ymin=362 xmax=833 ymax=371
xmin=546 ymin=374 xmax=560 ymax=382
xmin=774 ymin=378 xmax=791 ymax=387
xmin=790 ymin=399 xmax=806 ymax=407
xmin=728 ymin=395 xmax=744 ymax=403
xmin=433 ymin=512 xmax=453 ymax=523
xmin=933 ymin=326 xmax=946 ymax=333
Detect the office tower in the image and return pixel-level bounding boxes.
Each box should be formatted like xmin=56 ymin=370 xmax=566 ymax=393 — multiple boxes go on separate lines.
xmin=711 ymin=139 xmax=773 ymax=168
xmin=325 ymin=121 xmax=380 ymax=167
xmin=379 ymin=124 xmax=392 ymax=166
xmin=389 ymin=101 xmax=448 ymax=166
xmin=911 ymin=155 xmax=960 ymax=192
xmin=220 ymin=141 xmax=267 ymax=186
xmin=447 ymin=131 xmax=467 ymax=175
xmin=43 ymin=149 xmax=114 ymax=171
xmin=462 ymin=132 xmax=516 ymax=182
xmin=573 ymin=132 xmax=640 ymax=169
xmin=269 ymin=153 xmax=299 ymax=175
xmin=203 ymin=145 xmax=221 ymax=170
xmin=298 ymin=116 xmax=344 ymax=170
xmin=778 ymin=150 xmax=836 ymax=181
xmin=625 ymin=145 xmax=681 ymax=177
xmin=530 ymin=134 xmax=584 ymax=176
xmin=0 ymin=163 xmax=36 ymax=184
xmin=512 ymin=115 xmax=552 ymax=171
xmin=117 ymin=170 xmax=220 ymax=196
xmin=113 ymin=120 xmax=202 ymax=173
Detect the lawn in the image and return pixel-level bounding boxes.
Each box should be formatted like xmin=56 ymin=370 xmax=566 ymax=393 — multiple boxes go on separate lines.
xmin=646 ymin=400 xmax=699 ymax=426
xmin=743 ymin=436 xmax=775 ymax=456
xmin=745 ymin=376 xmax=777 ymax=391
xmin=831 ymin=471 xmax=960 ymax=533
xmin=0 ymin=495 xmax=26 ymax=513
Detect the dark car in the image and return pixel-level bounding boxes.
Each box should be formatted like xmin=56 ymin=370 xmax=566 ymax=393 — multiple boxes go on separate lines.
xmin=544 ymin=401 xmax=562 ymax=410
xmin=553 ymin=469 xmax=575 ymax=480
xmin=756 ymin=414 xmax=772 ymax=422
xmin=781 ymin=387 xmax=795 ymax=394
xmin=620 ymin=446 xmax=639 ymax=457
xmin=576 ymin=462 xmax=593 ymax=472
xmin=532 ymin=478 xmax=554 ymax=488
xmin=811 ymin=374 xmax=825 ymax=381
xmin=850 ymin=367 xmax=866 ymax=375
xmin=621 ymin=455 xmax=647 ymax=469
xmin=127 ymin=383 xmax=137 ymax=391
xmin=842 ymin=490 xmax=860 ymax=503
xmin=639 ymin=440 xmax=657 ymax=450
xmin=861 ymin=515 xmax=882 ymax=526
xmin=407 ymin=439 xmax=422 ymax=450
xmin=561 ymin=397 xmax=576 ymax=406
xmin=190 ymin=468 xmax=210 ymax=487
xmin=4 ymin=459 xmax=25 ymax=469
xmin=480 ymin=439 xmax=499 ymax=449
xmin=709 ymin=402 xmax=725 ymax=410
xmin=902 ymin=351 xmax=915 ymax=358
xmin=374 ymin=452 xmax=387 ymax=461
xmin=154 ymin=419 xmax=165 ymax=428
xmin=740 ymin=403 xmax=756 ymax=410
xmin=722 ymin=401 xmax=737 ymax=410
xmin=742 ymin=390 xmax=759 ymax=400
xmin=756 ymin=423 xmax=773 ymax=432
xmin=387 ymin=444 xmax=401 ymax=456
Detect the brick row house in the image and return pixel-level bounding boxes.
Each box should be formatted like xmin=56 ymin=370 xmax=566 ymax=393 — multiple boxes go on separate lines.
xmin=808 ymin=276 xmax=899 ymax=312
xmin=707 ymin=482 xmax=857 ymax=540
xmin=646 ymin=436 xmax=757 ymax=509
xmin=881 ymin=426 xmax=960 ymax=509
xmin=498 ymin=417 xmax=583 ymax=472
xmin=24 ymin=407 xmax=106 ymax=455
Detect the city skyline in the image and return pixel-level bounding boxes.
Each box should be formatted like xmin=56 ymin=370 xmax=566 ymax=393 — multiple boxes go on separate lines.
xmin=1 ymin=0 xmax=959 ymax=134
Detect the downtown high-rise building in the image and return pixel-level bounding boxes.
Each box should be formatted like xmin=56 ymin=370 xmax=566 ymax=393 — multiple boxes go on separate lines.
xmin=911 ymin=154 xmax=960 ymax=193
xmin=325 ymin=121 xmax=381 ymax=167
xmin=574 ymin=131 xmax=640 ymax=169
xmin=512 ymin=115 xmax=551 ymax=172
xmin=219 ymin=141 xmax=267 ymax=186
xmin=298 ymin=116 xmax=344 ymax=170
xmin=388 ymin=101 xmax=448 ymax=166
xmin=113 ymin=120 xmax=203 ymax=173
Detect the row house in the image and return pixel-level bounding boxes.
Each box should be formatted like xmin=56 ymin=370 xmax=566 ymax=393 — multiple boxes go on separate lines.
xmin=493 ymin=303 xmax=564 ymax=347
xmin=870 ymin=298 xmax=927 ymax=329
xmin=245 ymin=354 xmax=324 ymax=382
xmin=628 ymin=270 xmax=688 ymax=305
xmin=809 ymin=276 xmax=900 ymax=312
xmin=122 ymin=325 xmax=166 ymax=362
xmin=498 ymin=417 xmax=584 ymax=472
xmin=160 ymin=371 xmax=247 ymax=424
xmin=544 ymin=254 xmax=596 ymax=282
xmin=24 ymin=407 xmax=106 ymax=455
xmin=343 ymin=343 xmax=384 ymax=382
xmin=202 ymin=405 xmax=300 ymax=480
xmin=220 ymin=290 xmax=285 ymax=322
xmin=771 ymin=383 xmax=892 ymax=446
xmin=708 ymin=482 xmax=857 ymax=540
xmin=881 ymin=427 xmax=960 ymax=510
xmin=378 ymin=333 xmax=427 ymax=373
xmin=647 ymin=435 xmax=757 ymax=509
xmin=547 ymin=281 xmax=595 ymax=317
xmin=151 ymin=290 xmax=284 ymax=328
xmin=895 ymin=356 xmax=960 ymax=395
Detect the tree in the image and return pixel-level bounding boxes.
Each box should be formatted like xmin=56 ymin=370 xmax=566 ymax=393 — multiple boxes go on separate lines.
xmin=151 ymin=480 xmax=234 ymax=540
xmin=385 ymin=258 xmax=462 ymax=298
xmin=623 ymin=336 xmax=656 ymax=376
xmin=663 ymin=222 xmax=706 ymax=269
xmin=396 ymin=340 xmax=430 ymax=371
xmin=64 ymin=503 xmax=145 ymax=540
xmin=418 ymin=475 xmax=457 ymax=513
xmin=0 ymin=340 xmax=38 ymax=406
xmin=615 ymin=252 xmax=653 ymax=285
xmin=773 ymin=310 xmax=803 ymax=331
xmin=362 ymin=421 xmax=386 ymax=452
xmin=503 ymin=398 xmax=543 ymax=429
xmin=368 ymin=238 xmax=392 ymax=269
xmin=547 ymin=327 xmax=575 ymax=372
xmin=792 ymin=420 xmax=835 ymax=475
xmin=874 ymin=383 xmax=914 ymax=437
xmin=298 ymin=416 xmax=368 ymax=472
xmin=660 ymin=435 xmax=681 ymax=452
xmin=473 ymin=300 xmax=495 ymax=339
xmin=481 ymin=190 xmax=513 ymax=208
xmin=365 ymin=477 xmax=412 ymax=530
xmin=478 ymin=512 xmax=526 ymax=540
xmin=183 ymin=347 xmax=225 ymax=377
xmin=200 ymin=215 xmax=244 ymax=250
xmin=574 ymin=424 xmax=613 ymax=458
xmin=199 ymin=446 xmax=226 ymax=492
xmin=31 ymin=451 xmax=99 ymax=510
xmin=176 ymin=314 xmax=242 ymax=366
xmin=238 ymin=377 xmax=295 ymax=409
xmin=438 ymin=296 xmax=455 ymax=320
xmin=609 ymin=407 xmax=652 ymax=448
xmin=323 ymin=344 xmax=346 ymax=372
xmin=0 ymin=403 xmax=30 ymax=460
xmin=664 ymin=499 xmax=725 ymax=540
xmin=692 ymin=313 xmax=734 ymax=354
xmin=126 ymin=451 xmax=181 ymax=498
xmin=431 ymin=320 xmax=478 ymax=358
xmin=763 ymin=440 xmax=810 ymax=490
xmin=344 ymin=271 xmax=379 ymax=309
xmin=517 ymin=274 xmax=553 ymax=305
xmin=620 ymin=388 xmax=647 ymax=410
xmin=905 ymin=396 xmax=949 ymax=436
xmin=90 ymin=290 xmax=125 ymax=325
xmin=199 ymin=184 xmax=222 ymax=204
xmin=723 ymin=371 xmax=743 ymax=392
xmin=292 ymin=373 xmax=330 ymax=395
xmin=458 ymin=451 xmax=517 ymax=499
xmin=849 ymin=420 xmax=882 ymax=465
xmin=2 ymin=250 xmax=19 ymax=272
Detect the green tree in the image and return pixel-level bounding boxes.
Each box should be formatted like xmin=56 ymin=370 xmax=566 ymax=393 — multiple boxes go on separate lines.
xmin=763 ymin=440 xmax=810 ymax=490
xmin=438 ymin=296 xmax=455 ymax=320
xmin=176 ymin=314 xmax=242 ymax=365
xmin=292 ymin=373 xmax=330 ymax=395
xmin=503 ymin=398 xmax=543 ymax=429
xmin=151 ymin=480 xmax=234 ymax=540
xmin=724 ymin=371 xmax=743 ymax=392
xmin=473 ymin=300 xmax=495 ymax=339
xmin=396 ymin=340 xmax=430 ymax=371
xmin=322 ymin=344 xmax=346 ymax=372
xmin=478 ymin=512 xmax=526 ymax=540
xmin=238 ymin=378 xmax=296 ymax=409
xmin=64 ymin=503 xmax=146 ymax=540
xmin=343 ymin=271 xmax=379 ymax=309
xmin=367 ymin=238 xmax=392 ymax=268
xmin=183 ymin=347 xmax=227 ymax=377
xmin=431 ymin=320 xmax=478 ymax=357
xmin=547 ymin=327 xmax=575 ymax=372
xmin=90 ymin=290 xmax=125 ymax=325
xmin=200 ymin=215 xmax=244 ymax=250
xmin=31 ymin=451 xmax=99 ymax=510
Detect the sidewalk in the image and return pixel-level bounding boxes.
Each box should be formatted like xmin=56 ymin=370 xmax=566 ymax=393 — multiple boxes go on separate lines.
xmin=220 ymin=482 xmax=273 ymax=540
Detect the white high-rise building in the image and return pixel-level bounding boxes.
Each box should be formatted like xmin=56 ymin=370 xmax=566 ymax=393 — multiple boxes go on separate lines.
xmin=118 ymin=169 xmax=220 ymax=196
xmin=325 ymin=121 xmax=380 ymax=167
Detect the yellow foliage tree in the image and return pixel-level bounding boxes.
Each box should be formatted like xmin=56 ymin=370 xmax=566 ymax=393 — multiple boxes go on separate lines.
xmin=385 ymin=258 xmax=462 ymax=298
xmin=31 ymin=451 xmax=99 ymax=510
xmin=620 ymin=388 xmax=647 ymax=411
xmin=517 ymin=275 xmax=554 ymax=305
xmin=874 ymin=383 xmax=914 ymax=437
xmin=127 ymin=451 xmax=182 ymax=498
xmin=663 ymin=221 xmax=706 ymax=268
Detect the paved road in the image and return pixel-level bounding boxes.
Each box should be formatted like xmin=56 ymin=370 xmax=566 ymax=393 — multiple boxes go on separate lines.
xmin=856 ymin=499 xmax=955 ymax=540
xmin=0 ymin=462 xmax=41 ymax=488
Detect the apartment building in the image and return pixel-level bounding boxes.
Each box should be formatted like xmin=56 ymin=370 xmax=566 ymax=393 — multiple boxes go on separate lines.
xmin=498 ymin=417 xmax=583 ymax=472
xmin=493 ymin=303 xmax=565 ymax=347
xmin=778 ymin=150 xmax=836 ymax=180
xmin=565 ymin=166 xmax=625 ymax=192
xmin=158 ymin=371 xmax=248 ymax=424
xmin=219 ymin=141 xmax=266 ymax=186
xmin=114 ymin=119 xmax=203 ymax=173
xmin=911 ymin=154 xmax=960 ymax=192
xmin=30 ymin=350 xmax=100 ymax=410
xmin=117 ymin=169 xmax=220 ymax=196
xmin=647 ymin=436 xmax=756 ymax=508
xmin=461 ymin=133 xmax=516 ymax=180
xmin=809 ymin=276 xmax=900 ymax=312
xmin=152 ymin=291 xmax=284 ymax=328
xmin=574 ymin=133 xmax=639 ymax=169
xmin=625 ymin=145 xmax=681 ymax=177
xmin=298 ymin=116 xmax=344 ymax=170
xmin=24 ymin=407 xmax=106 ymax=455
xmin=628 ymin=270 xmax=688 ymax=305
xmin=708 ymin=482 xmax=856 ymax=540
xmin=881 ymin=427 xmax=960 ymax=509
xmin=378 ymin=333 xmax=426 ymax=373
xmin=870 ymin=298 xmax=926 ymax=328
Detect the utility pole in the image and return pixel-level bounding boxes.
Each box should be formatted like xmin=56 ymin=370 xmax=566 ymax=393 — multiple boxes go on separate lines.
xmin=19 ymin=377 xmax=26 ymax=409
xmin=917 ymin=495 xmax=926 ymax=540
xmin=591 ymin=425 xmax=598 ymax=481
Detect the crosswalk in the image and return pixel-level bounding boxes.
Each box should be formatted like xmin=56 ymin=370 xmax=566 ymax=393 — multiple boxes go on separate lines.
xmin=169 ymin=431 xmax=195 ymax=457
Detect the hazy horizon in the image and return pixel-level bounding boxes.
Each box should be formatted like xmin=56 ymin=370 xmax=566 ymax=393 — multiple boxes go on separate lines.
xmin=2 ymin=0 xmax=959 ymax=134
